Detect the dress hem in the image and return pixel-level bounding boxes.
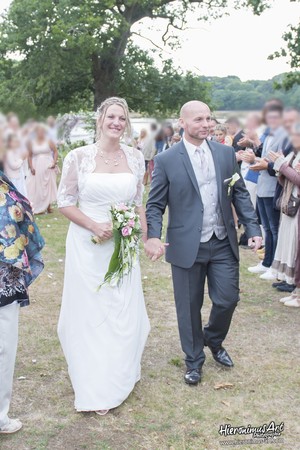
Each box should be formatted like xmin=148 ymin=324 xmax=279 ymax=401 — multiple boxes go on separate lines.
xmin=74 ymin=377 xmax=141 ymax=412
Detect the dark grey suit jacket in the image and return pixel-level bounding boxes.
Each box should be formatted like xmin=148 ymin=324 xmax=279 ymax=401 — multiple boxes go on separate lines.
xmin=146 ymin=139 xmax=261 ymax=269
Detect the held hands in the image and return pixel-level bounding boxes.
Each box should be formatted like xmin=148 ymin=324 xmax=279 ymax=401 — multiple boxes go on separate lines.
xmin=248 ymin=236 xmax=263 ymax=252
xmin=144 ymin=238 xmax=169 ymax=262
xmin=91 ymin=221 xmax=113 ymax=242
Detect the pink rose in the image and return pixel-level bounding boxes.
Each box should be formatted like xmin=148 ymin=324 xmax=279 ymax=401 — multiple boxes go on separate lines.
xmin=121 ymin=227 xmax=129 ymax=237
xmin=118 ymin=203 xmax=128 ymax=211
xmin=128 ymin=219 xmax=135 ymax=227
xmin=121 ymin=226 xmax=132 ymax=237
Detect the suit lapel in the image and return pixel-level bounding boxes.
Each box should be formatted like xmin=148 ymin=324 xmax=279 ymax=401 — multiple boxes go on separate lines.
xmin=179 ymin=141 xmax=202 ymax=199
xmin=207 ymin=140 xmax=223 ymax=203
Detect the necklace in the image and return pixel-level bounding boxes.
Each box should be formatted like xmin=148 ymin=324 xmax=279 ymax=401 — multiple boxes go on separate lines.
xmin=98 ymin=147 xmax=123 ymax=166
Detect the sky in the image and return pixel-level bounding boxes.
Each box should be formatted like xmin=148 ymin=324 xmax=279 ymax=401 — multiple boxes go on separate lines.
xmin=1 ymin=0 xmax=299 ymax=81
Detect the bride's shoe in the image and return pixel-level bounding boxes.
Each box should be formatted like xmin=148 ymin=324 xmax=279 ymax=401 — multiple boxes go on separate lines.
xmin=95 ymin=410 xmax=109 ymax=416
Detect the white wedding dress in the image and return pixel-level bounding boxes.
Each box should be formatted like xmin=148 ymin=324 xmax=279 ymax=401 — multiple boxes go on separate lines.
xmin=57 ymin=144 xmax=150 ymax=411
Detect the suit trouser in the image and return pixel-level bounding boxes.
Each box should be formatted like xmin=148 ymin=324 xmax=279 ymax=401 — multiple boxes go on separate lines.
xmin=171 ymin=235 xmax=239 ymax=370
xmin=0 ymin=301 xmax=19 ymax=428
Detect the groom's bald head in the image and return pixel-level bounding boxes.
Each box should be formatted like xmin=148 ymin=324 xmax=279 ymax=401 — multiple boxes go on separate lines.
xmin=180 ymin=101 xmax=210 ymax=119
xmin=179 ymin=101 xmax=211 ymax=144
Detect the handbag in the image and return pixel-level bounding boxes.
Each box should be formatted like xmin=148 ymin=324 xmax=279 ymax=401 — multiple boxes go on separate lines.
xmin=282 ymin=194 xmax=300 ymax=217
xmin=275 ymin=153 xmax=300 ymax=217
xmin=276 ymin=181 xmax=300 ymax=217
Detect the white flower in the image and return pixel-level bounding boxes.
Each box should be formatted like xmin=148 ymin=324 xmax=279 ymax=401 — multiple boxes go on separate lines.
xmin=224 ymin=172 xmax=241 ymax=195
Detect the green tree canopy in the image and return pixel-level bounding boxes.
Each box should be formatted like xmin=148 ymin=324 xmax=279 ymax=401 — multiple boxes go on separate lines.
xmin=0 ymin=0 xmax=269 ymax=118
xmin=203 ymin=74 xmax=300 ymax=110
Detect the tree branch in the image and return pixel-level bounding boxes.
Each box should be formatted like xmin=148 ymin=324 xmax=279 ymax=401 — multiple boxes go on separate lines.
xmin=131 ymin=31 xmax=172 ymax=54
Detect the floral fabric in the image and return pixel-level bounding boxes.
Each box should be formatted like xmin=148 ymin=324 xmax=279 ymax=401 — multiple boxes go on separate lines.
xmin=0 ymin=172 xmax=45 ymax=307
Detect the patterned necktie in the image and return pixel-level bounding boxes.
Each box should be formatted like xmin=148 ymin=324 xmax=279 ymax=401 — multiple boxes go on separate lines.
xmin=196 ymin=146 xmax=208 ymax=173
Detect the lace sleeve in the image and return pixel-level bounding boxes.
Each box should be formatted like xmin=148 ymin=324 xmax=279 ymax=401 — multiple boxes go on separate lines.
xmin=134 ymin=150 xmax=145 ymax=207
xmin=57 ymin=150 xmax=79 ymax=208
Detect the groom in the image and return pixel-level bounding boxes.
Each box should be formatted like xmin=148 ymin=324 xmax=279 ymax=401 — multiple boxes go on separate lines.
xmin=145 ymin=101 xmax=262 ymax=385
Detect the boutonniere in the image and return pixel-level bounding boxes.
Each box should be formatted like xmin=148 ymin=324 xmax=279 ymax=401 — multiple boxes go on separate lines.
xmin=224 ymin=172 xmax=240 ymax=196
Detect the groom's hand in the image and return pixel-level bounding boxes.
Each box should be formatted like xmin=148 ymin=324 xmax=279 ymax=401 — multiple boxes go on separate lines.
xmin=144 ymin=238 xmax=169 ymax=261
xmin=248 ymin=236 xmax=262 ymax=252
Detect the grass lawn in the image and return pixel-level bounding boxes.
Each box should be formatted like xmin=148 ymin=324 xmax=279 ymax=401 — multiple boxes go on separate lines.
xmin=0 ymin=204 xmax=299 ymax=450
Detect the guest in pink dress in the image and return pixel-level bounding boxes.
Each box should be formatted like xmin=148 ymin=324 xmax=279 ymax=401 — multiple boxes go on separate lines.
xmin=26 ymin=124 xmax=58 ymax=214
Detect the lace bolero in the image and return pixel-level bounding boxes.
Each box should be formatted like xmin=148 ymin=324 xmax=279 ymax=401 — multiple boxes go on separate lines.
xmin=57 ymin=143 xmax=145 ymax=208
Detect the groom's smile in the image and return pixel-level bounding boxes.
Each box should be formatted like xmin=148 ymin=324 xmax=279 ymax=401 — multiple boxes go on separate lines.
xmin=179 ymin=101 xmax=211 ymax=145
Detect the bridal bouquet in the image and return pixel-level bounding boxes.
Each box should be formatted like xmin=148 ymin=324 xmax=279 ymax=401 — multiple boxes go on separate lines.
xmin=92 ymin=203 xmax=142 ymax=290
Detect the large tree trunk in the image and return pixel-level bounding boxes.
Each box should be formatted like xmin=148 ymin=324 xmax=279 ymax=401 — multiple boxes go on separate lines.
xmin=92 ymin=29 xmax=131 ymax=110
xmin=92 ymin=55 xmax=118 ymax=109
xmin=92 ymin=1 xmax=152 ymax=109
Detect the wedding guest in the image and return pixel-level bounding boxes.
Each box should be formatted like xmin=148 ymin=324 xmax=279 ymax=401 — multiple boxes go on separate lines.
xmin=137 ymin=128 xmax=148 ymax=151
xmin=269 ymin=123 xmax=300 ymax=307
xmin=238 ymin=112 xmax=263 ymax=206
xmin=6 ymin=113 xmax=21 ymax=134
xmin=141 ymin=123 xmax=157 ymax=185
xmin=269 ymin=108 xmax=300 ymax=292
xmin=171 ymin=133 xmax=182 ymax=146
xmin=243 ymin=107 xmax=299 ymax=288
xmin=57 ymin=97 xmax=150 ymax=414
xmin=247 ymin=104 xmax=288 ymax=280
xmin=155 ymin=129 xmax=165 ymax=154
xmin=266 ymin=107 xmax=299 ymax=198
xmin=46 ymin=116 xmax=59 ymax=145
xmin=225 ymin=117 xmax=244 ymax=151
xmin=3 ymin=133 xmax=28 ymax=197
xmin=214 ymin=124 xmax=233 ymax=146
xmin=208 ymin=117 xmax=219 ymax=140
xmin=162 ymin=124 xmax=174 ymax=151
xmin=282 ymin=107 xmax=300 ymax=138
xmin=173 ymin=122 xmax=181 ymax=134
xmin=0 ymin=167 xmax=44 ymax=434
xmin=26 ymin=124 xmax=58 ymax=214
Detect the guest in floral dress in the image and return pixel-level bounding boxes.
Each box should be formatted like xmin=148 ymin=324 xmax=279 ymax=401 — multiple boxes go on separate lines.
xmin=0 ymin=170 xmax=44 ymax=434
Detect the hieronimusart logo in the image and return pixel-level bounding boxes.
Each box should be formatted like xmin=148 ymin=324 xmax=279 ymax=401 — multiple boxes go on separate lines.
xmin=219 ymin=421 xmax=284 ymax=438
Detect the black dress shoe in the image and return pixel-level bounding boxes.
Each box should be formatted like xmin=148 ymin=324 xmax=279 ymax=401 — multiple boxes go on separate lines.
xmin=209 ymin=346 xmax=234 ymax=368
xmin=272 ymin=281 xmax=287 ymax=288
xmin=184 ymin=368 xmax=202 ymax=385
xmin=276 ymin=284 xmax=296 ymax=293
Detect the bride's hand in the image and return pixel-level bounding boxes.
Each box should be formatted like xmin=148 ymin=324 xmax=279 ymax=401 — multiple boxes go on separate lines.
xmin=144 ymin=238 xmax=169 ymax=261
xmin=91 ymin=222 xmax=113 ymax=241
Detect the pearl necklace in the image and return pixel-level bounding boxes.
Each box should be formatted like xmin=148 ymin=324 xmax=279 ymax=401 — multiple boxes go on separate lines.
xmin=98 ymin=147 xmax=123 ymax=166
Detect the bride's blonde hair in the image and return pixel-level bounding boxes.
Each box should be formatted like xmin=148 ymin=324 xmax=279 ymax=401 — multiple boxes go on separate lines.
xmin=96 ymin=97 xmax=132 ymax=141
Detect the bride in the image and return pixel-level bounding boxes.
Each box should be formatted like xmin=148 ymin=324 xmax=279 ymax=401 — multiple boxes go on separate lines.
xmin=57 ymin=97 xmax=150 ymax=415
